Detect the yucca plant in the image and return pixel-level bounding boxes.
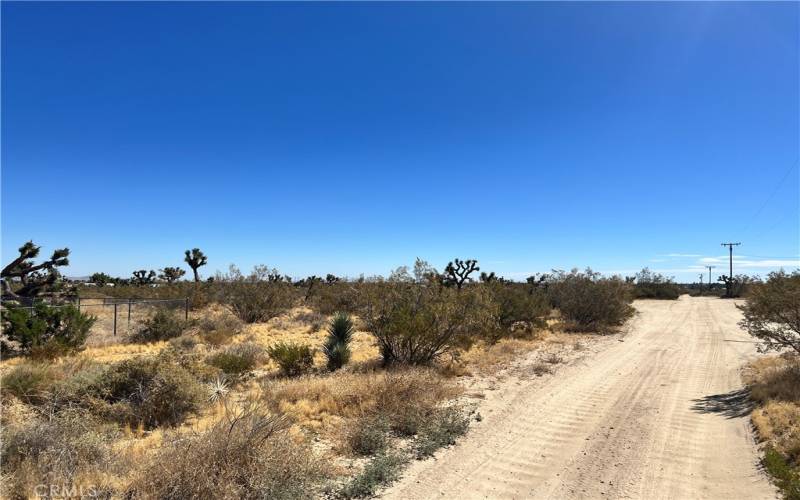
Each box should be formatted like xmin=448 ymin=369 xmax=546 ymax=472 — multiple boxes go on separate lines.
xmin=323 ymin=312 xmax=354 ymax=371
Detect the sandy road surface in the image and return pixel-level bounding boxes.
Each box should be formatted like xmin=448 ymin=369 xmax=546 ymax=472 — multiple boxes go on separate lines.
xmin=385 ymin=297 xmax=776 ymax=499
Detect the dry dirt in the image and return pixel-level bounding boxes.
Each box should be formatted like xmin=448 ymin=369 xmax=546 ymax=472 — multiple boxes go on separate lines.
xmin=385 ymin=296 xmax=777 ymax=499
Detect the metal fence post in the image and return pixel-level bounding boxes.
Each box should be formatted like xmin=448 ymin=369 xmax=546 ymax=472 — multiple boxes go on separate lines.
xmin=127 ymin=299 xmax=132 ymax=331
xmin=185 ymin=297 xmax=189 ymax=321
xmin=113 ymin=303 xmax=118 ymax=336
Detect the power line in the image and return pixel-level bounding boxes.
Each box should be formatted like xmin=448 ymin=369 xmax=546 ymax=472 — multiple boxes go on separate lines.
xmin=743 ymin=158 xmax=799 ymax=234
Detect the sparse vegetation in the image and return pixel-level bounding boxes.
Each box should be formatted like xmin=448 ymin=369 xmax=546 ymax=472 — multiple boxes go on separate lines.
xmin=338 ymin=452 xmax=407 ymax=499
xmin=0 ymin=256 xmax=647 ymax=497
xmin=126 ymin=403 xmax=326 ymax=499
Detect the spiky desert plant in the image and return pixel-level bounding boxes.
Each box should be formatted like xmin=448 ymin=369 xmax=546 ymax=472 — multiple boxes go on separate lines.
xmin=323 ymin=312 xmax=354 ymax=371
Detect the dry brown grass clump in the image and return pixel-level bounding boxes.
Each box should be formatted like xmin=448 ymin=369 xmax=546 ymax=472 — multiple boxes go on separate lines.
xmin=1 ymin=409 xmax=120 ymax=499
xmin=743 ymin=355 xmax=800 ymax=464
xmin=261 ymin=368 xmax=460 ymax=437
xmin=125 ymin=403 xmax=326 ymax=499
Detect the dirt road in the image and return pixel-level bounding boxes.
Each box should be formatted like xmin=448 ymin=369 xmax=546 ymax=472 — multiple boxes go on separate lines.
xmin=385 ymin=296 xmax=776 ymax=499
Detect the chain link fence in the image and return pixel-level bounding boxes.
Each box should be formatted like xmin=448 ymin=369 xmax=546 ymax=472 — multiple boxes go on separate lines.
xmin=6 ymin=298 xmax=189 ymax=346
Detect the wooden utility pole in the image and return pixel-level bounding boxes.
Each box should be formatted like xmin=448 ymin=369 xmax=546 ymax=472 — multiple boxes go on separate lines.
xmin=720 ymin=243 xmax=741 ymax=297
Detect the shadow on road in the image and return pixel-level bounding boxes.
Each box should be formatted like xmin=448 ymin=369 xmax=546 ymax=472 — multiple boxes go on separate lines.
xmin=691 ymin=388 xmax=754 ymax=418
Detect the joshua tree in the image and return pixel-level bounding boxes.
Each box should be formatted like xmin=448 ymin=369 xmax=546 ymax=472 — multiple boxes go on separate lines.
xmin=1 ymin=241 xmax=70 ymax=301
xmin=325 ymin=274 xmax=340 ymax=285
xmin=184 ymin=248 xmax=208 ymax=282
xmin=90 ymin=272 xmax=115 ymax=287
xmin=480 ymin=271 xmax=497 ymax=283
xmin=300 ymin=275 xmax=323 ymax=302
xmin=159 ymin=267 xmax=186 ymax=283
xmin=132 ymin=270 xmax=156 ymax=286
xmin=442 ymin=258 xmax=480 ymax=290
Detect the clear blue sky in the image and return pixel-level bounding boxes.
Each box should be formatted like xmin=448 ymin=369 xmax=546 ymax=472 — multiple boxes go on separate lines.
xmin=2 ymin=2 xmax=798 ymax=282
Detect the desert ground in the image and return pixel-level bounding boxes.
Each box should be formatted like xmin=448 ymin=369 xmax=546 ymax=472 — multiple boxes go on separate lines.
xmin=385 ymin=296 xmax=777 ymax=499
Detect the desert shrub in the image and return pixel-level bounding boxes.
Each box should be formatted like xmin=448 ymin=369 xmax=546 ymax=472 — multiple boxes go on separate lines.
xmin=126 ymin=403 xmax=325 ymax=499
xmin=91 ymin=357 xmax=205 ymax=428
xmin=762 ymin=447 xmax=800 ymax=500
xmin=1 ymin=409 xmax=118 ymax=499
xmin=1 ymin=363 xmax=57 ymax=405
xmin=310 ymin=282 xmax=360 ymax=315
xmin=168 ymin=334 xmax=199 ymax=351
xmin=267 ymin=342 xmax=315 ymax=377
xmin=347 ymin=416 xmax=390 ymax=456
xmin=372 ymin=370 xmax=454 ymax=436
xmin=631 ymin=268 xmax=682 ymax=300
xmin=414 ymin=406 xmax=471 ymax=458
xmin=359 ymin=281 xmax=496 ymax=365
xmin=216 ymin=266 xmax=297 ymax=323
xmin=1 ymin=304 xmax=95 ymax=358
xmin=207 ymin=342 xmax=264 ymax=376
xmin=338 ymin=452 xmax=406 ymax=499
xmin=547 ymin=269 xmax=634 ymax=332
xmin=130 ymin=308 xmax=188 ymax=343
xmin=323 ymin=312 xmax=354 ymax=371
xmin=740 ymin=270 xmax=800 ymax=355
xmin=194 ymin=308 xmax=244 ymax=345
xmin=486 ymin=282 xmax=550 ymax=341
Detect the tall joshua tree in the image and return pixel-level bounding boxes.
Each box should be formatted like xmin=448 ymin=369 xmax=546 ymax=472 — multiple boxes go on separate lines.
xmin=442 ymin=258 xmax=480 ymax=290
xmin=1 ymin=241 xmax=70 ymax=301
xmin=184 ymin=248 xmax=208 ymax=282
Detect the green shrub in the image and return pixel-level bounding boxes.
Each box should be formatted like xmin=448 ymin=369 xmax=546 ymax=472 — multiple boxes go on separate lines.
xmin=216 ymin=266 xmax=297 ymax=323
xmin=267 ymin=342 xmax=315 ymax=377
xmin=486 ymin=282 xmax=550 ymax=341
xmin=359 ymin=282 xmax=496 ymax=365
xmin=763 ymin=447 xmax=800 ymax=500
xmin=1 ymin=304 xmax=95 ymax=358
xmin=1 ymin=364 xmax=56 ymax=405
xmin=91 ymin=357 xmax=205 ymax=428
xmin=740 ymin=270 xmax=800 ymax=355
xmin=347 ymin=416 xmax=389 ymax=456
xmin=207 ymin=343 xmax=264 ymax=376
xmin=323 ymin=313 xmax=354 ymax=371
xmin=338 ymin=452 xmax=407 ymax=499
xmin=547 ymin=269 xmax=634 ymax=332
xmin=631 ymin=268 xmax=682 ymax=300
xmin=130 ymin=309 xmax=188 ymax=343
xmin=414 ymin=406 xmax=470 ymax=458
xmin=126 ymin=404 xmax=325 ymax=499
